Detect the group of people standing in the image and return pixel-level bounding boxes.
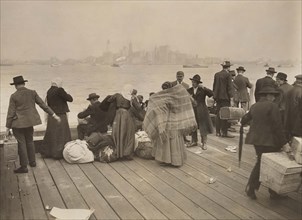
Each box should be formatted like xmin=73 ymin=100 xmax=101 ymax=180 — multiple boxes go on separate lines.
xmin=5 ymin=62 xmax=301 ymax=178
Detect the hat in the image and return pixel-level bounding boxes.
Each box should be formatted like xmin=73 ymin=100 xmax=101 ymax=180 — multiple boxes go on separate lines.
xmin=236 ymin=66 xmax=246 ymax=72
xmin=229 ymin=70 xmax=236 ymax=76
xmin=258 ymin=86 xmax=279 ymax=95
xmin=190 ymin=74 xmax=202 ymax=83
xmin=10 ymin=75 xmax=28 ymax=85
xmin=63 ymin=140 xmax=94 ymax=164
xmin=295 ymin=74 xmax=302 ymax=80
xmin=176 ymin=71 xmax=184 ymax=76
xmin=131 ymin=89 xmax=137 ymax=95
xmin=266 ymin=67 xmax=277 ymax=74
xmin=221 ymin=61 xmax=233 ymax=67
xmin=276 ymin=72 xmax=287 ymax=81
xmin=87 ymin=93 xmax=100 ymax=100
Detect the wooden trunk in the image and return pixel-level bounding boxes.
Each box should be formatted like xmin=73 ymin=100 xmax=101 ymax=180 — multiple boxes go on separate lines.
xmin=219 ymin=107 xmax=245 ymax=120
xmin=260 ymin=152 xmax=302 ymax=194
xmin=291 ymin=136 xmax=302 ymax=164
xmin=3 ymin=139 xmax=18 ymax=162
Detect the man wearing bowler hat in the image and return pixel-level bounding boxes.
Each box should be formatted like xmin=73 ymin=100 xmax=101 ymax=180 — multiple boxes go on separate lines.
xmin=6 ymin=75 xmax=60 ymax=173
xmin=212 ymin=61 xmax=235 ymax=138
xmin=276 ymin=72 xmax=293 ymax=122
xmin=77 ymin=93 xmax=109 ymax=140
xmin=234 ymin=66 xmax=253 ymax=112
xmin=254 ymin=67 xmax=278 ymax=102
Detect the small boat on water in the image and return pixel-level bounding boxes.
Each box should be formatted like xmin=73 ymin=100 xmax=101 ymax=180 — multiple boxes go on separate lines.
xmin=277 ymin=64 xmax=294 ymax=68
xmin=0 ymin=63 xmax=13 ymax=66
xmin=183 ymin=64 xmax=208 ymax=68
xmin=50 ymin=63 xmax=61 ymax=67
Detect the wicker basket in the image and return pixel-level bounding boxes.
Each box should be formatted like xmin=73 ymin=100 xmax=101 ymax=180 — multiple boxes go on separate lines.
xmin=260 ymin=152 xmax=302 ymax=194
xmin=219 ymin=107 xmax=245 ymax=120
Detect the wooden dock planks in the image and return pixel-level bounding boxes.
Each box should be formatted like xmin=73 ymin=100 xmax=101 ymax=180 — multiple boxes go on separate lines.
xmin=1 ymin=131 xmax=301 ymax=220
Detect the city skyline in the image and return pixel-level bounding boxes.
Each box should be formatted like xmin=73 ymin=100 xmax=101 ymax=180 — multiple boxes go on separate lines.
xmin=1 ymin=1 xmax=301 ymax=61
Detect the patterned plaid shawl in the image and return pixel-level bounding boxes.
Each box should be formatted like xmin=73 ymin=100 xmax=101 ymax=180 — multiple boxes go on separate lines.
xmin=143 ymin=85 xmax=197 ymax=142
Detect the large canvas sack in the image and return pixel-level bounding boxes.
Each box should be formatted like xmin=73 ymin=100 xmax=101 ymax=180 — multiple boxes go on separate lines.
xmin=135 ymin=141 xmax=154 ymax=159
xmin=63 ymin=140 xmax=94 ymax=164
xmin=86 ymin=132 xmax=115 ymax=153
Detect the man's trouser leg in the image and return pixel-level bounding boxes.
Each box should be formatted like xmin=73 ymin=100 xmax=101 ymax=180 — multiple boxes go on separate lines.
xmin=13 ymin=127 xmax=34 ymax=167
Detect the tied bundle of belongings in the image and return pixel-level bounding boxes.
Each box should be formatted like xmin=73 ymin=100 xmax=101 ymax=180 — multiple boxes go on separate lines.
xmin=85 ymin=132 xmax=117 ymax=163
xmin=63 ymin=140 xmax=94 ymax=164
xmin=219 ymin=107 xmax=245 ymax=120
xmin=291 ymin=136 xmax=302 ymax=164
xmin=134 ymin=131 xmax=154 ymax=159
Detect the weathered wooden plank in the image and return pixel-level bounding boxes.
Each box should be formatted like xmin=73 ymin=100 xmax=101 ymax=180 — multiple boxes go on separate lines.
xmin=17 ymin=166 xmax=48 ymax=220
xmin=135 ymin=157 xmax=260 ymax=219
xmin=32 ymin=154 xmax=66 ymax=220
xmin=125 ymin=159 xmax=216 ymax=220
xmin=110 ymin=161 xmax=192 ymax=220
xmin=175 ymin=156 xmax=286 ymax=220
xmin=80 ymin=163 xmax=144 ymax=220
xmin=44 ymin=158 xmax=96 ymax=219
xmin=94 ymin=162 xmax=167 ymax=220
xmin=0 ymin=148 xmax=23 ymax=220
xmin=61 ymin=161 xmax=119 ymax=220
xmin=184 ymin=152 xmax=302 ymax=219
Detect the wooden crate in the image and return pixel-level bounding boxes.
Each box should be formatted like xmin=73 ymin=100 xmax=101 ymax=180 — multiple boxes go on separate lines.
xmin=291 ymin=136 xmax=302 ymax=164
xmin=260 ymin=152 xmax=302 ymax=194
xmin=219 ymin=107 xmax=245 ymax=120
xmin=3 ymin=139 xmax=18 ymax=162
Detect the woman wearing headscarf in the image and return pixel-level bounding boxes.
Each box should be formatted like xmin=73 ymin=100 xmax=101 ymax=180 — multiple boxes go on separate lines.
xmin=143 ymin=83 xmax=197 ymax=166
xmin=40 ymin=77 xmax=73 ymax=159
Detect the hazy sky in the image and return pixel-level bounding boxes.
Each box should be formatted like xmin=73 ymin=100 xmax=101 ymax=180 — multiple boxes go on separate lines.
xmin=1 ymin=0 xmax=301 ymax=61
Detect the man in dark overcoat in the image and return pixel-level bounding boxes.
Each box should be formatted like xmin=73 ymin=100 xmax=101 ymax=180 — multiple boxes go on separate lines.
xmin=284 ymin=74 xmax=302 ymax=139
xmin=234 ymin=66 xmax=253 ymax=112
xmin=77 ymin=93 xmax=109 ymax=140
xmin=254 ymin=67 xmax=278 ymax=102
xmin=6 ymin=76 xmax=60 ymax=173
xmin=276 ymin=72 xmax=293 ymax=123
xmin=212 ymin=61 xmax=234 ymax=138
xmin=241 ymin=85 xmax=288 ymax=200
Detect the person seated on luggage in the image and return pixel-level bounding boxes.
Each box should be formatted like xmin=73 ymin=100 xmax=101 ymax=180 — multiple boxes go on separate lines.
xmin=77 ymin=93 xmax=109 ymax=140
xmin=241 ymin=85 xmax=290 ymax=200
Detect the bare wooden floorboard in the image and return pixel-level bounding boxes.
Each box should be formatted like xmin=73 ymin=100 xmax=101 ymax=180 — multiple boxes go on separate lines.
xmin=184 ymin=151 xmax=302 ymax=219
xmin=0 ymin=149 xmax=23 ymax=220
xmin=135 ymin=157 xmax=261 ymax=220
xmin=44 ymin=159 xmax=96 ymax=219
xmin=61 ymin=161 xmax=119 ymax=220
xmin=16 ymin=165 xmax=48 ymax=220
xmin=94 ymin=162 xmax=167 ymax=220
xmin=79 ymin=163 xmax=144 ymax=220
xmin=125 ymin=159 xmax=216 ymax=220
xmin=110 ymin=161 xmax=192 ymax=220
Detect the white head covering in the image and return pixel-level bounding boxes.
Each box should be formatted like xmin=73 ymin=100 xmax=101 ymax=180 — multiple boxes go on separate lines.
xmin=51 ymin=77 xmax=63 ymax=88
xmin=121 ymin=84 xmax=133 ymax=99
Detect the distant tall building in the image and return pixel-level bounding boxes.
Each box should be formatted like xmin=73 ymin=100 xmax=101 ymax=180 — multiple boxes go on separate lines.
xmin=106 ymin=40 xmax=110 ymax=52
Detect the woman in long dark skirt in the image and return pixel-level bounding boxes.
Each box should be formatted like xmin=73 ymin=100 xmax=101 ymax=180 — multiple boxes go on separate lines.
xmin=40 ymin=78 xmax=73 ymax=159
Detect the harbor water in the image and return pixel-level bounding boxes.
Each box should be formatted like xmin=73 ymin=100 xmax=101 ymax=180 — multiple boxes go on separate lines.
xmin=1 ymin=63 xmax=300 ymax=132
